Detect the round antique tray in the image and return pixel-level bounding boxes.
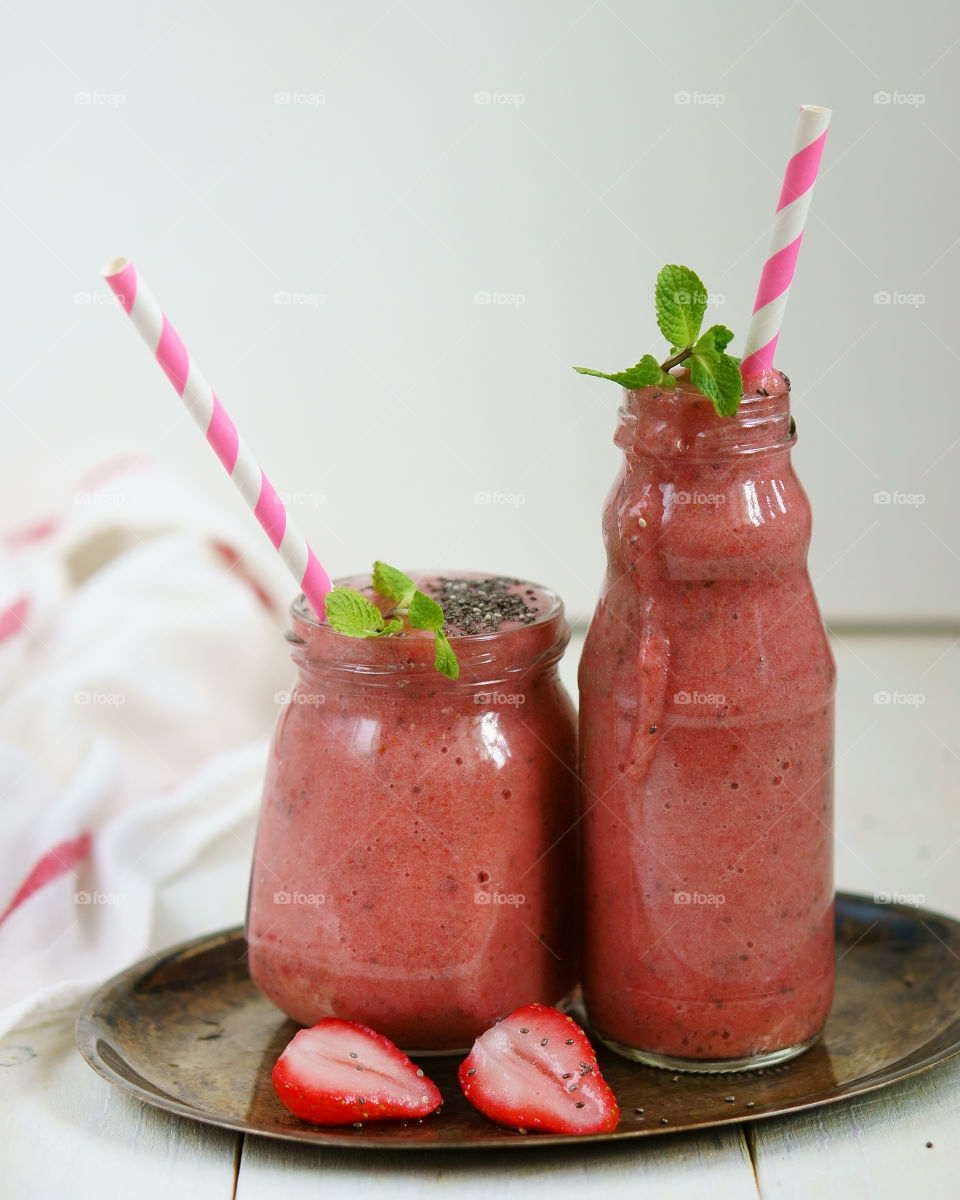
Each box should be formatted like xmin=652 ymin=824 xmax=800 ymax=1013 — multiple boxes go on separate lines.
xmin=76 ymin=892 xmax=960 ymax=1149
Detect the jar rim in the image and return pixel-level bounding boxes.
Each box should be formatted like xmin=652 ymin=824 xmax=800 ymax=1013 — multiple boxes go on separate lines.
xmin=287 ymin=572 xmax=570 ymax=683
xmin=290 ymin=571 xmax=564 ymax=636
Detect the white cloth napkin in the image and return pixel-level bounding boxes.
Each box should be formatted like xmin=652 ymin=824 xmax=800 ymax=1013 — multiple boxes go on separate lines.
xmin=0 ymin=459 xmax=299 ymax=1035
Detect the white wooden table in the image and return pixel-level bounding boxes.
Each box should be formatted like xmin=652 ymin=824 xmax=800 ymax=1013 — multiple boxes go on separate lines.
xmin=4 ymin=632 xmax=959 ymax=1199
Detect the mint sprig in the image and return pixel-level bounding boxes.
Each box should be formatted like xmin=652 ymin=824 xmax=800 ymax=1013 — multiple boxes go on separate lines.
xmin=574 ymin=264 xmax=743 ymax=417
xmin=325 ymin=562 xmax=461 ymax=680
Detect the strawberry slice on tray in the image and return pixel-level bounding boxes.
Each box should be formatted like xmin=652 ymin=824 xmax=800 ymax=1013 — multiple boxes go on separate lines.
xmin=272 ymin=1018 xmax=442 ymax=1126
xmin=459 ymin=1003 xmax=620 ymax=1134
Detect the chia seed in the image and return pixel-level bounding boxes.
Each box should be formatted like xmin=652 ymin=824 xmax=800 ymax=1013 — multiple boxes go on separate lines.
xmin=426 ymin=576 xmax=539 ymax=636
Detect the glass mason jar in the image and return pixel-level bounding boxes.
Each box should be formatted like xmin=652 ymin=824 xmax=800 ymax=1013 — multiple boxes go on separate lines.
xmin=246 ymin=573 xmax=579 ymax=1053
xmin=579 ymin=372 xmax=836 ymax=1072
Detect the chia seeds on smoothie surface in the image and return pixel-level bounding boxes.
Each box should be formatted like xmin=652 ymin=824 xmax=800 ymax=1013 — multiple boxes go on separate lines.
xmin=426 ymin=576 xmax=540 ymax=636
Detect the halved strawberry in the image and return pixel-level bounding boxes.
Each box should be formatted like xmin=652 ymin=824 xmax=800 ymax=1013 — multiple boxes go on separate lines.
xmin=458 ymin=1003 xmax=619 ymax=1134
xmin=272 ymin=1018 xmax=442 ymax=1126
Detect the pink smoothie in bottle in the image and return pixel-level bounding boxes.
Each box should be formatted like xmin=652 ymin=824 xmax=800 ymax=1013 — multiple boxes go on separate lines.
xmin=246 ymin=573 xmax=578 ymax=1051
xmin=579 ymin=372 xmax=836 ymax=1071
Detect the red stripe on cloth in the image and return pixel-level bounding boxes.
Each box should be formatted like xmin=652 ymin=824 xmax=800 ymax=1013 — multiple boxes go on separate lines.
xmin=0 ymin=596 xmax=30 ymax=644
xmin=3 ymin=519 xmax=58 ymax=548
xmin=211 ymin=541 xmax=277 ymax=614
xmin=0 ymin=833 xmax=93 ymax=929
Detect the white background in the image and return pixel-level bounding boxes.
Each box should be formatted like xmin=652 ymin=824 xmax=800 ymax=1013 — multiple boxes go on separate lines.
xmin=1 ymin=0 xmax=957 ymax=624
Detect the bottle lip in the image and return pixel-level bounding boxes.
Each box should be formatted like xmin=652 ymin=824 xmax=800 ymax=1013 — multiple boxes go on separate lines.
xmin=618 ymin=374 xmax=796 ymax=459
xmin=287 ymin=572 xmax=569 ymax=682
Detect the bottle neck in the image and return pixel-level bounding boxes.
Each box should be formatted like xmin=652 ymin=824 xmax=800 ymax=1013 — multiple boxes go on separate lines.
xmin=616 ymin=371 xmax=794 ymax=462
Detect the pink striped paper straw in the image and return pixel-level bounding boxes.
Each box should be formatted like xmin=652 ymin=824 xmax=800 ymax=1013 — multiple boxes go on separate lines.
xmin=740 ymin=105 xmax=832 ymax=382
xmin=102 ymin=257 xmax=332 ymax=619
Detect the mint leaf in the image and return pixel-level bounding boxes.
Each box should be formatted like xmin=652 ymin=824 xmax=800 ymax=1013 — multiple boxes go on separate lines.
xmin=326 ymin=588 xmax=392 ymax=638
xmin=408 ymin=590 xmax=445 ymax=631
xmin=689 ymin=337 xmax=743 ymax=417
xmin=574 ymin=355 xmax=673 ymax=390
xmin=701 ymin=323 xmax=734 ymax=354
xmin=575 ymin=264 xmax=741 ymax=417
xmin=655 ymin=265 xmax=707 ymax=349
xmin=434 ymin=630 xmax=459 ymax=680
xmin=372 ymin=561 xmax=416 ymax=606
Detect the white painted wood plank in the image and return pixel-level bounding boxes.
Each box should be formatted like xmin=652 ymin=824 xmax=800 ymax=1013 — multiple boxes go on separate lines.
xmin=748 ymin=1055 xmax=960 ymax=1198
xmin=0 ymin=1003 xmax=238 ymax=1199
xmin=236 ymin=1126 xmax=759 ymax=1200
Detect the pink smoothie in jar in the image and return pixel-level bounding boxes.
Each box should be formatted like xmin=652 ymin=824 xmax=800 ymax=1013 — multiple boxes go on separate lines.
xmin=246 ymin=573 xmax=578 ymax=1051
xmin=579 ymin=371 xmax=836 ymax=1071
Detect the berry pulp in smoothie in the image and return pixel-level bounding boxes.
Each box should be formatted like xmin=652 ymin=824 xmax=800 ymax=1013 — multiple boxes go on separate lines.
xmin=579 ymin=375 xmax=836 ymax=1066
xmin=246 ymin=574 xmax=579 ymax=1051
